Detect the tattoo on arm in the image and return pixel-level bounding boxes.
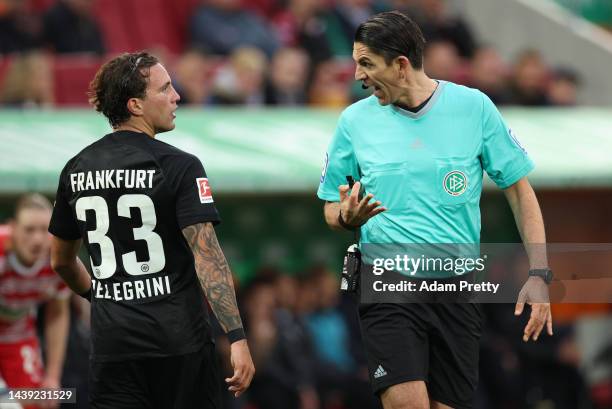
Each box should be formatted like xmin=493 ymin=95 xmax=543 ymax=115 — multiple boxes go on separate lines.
xmin=182 ymin=223 xmax=243 ymax=332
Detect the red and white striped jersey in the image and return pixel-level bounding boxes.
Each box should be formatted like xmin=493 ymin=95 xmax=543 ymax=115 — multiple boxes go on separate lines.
xmin=0 ymin=226 xmax=70 ymax=343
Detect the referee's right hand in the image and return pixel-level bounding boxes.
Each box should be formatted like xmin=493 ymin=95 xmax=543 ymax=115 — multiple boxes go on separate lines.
xmin=339 ymin=182 xmax=386 ymax=226
xmin=225 ymin=339 xmax=255 ymax=397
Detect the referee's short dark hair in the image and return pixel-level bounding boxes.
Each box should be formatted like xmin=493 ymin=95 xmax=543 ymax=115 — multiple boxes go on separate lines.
xmin=88 ymin=52 xmax=159 ymax=128
xmin=355 ymin=11 xmax=426 ymax=70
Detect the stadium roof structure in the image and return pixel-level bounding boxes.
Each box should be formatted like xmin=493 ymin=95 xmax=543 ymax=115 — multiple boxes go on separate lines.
xmin=0 ymin=108 xmax=611 ymax=194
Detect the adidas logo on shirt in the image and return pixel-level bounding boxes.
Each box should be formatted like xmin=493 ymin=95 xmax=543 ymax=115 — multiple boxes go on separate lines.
xmin=374 ymin=365 xmax=387 ymax=379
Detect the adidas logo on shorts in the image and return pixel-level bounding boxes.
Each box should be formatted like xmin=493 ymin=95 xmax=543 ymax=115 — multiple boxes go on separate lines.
xmin=374 ymin=365 xmax=387 ymax=379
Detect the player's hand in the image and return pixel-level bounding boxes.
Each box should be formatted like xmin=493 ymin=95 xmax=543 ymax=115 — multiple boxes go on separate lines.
xmin=338 ymin=182 xmax=386 ymax=227
xmin=514 ymin=276 xmax=553 ymax=342
xmin=225 ymin=339 xmax=255 ymax=398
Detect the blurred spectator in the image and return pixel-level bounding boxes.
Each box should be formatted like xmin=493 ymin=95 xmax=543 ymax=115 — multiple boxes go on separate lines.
xmin=189 ymin=0 xmax=279 ymax=57
xmin=0 ymin=0 xmax=42 ymax=54
xmin=508 ymin=49 xmax=550 ymax=106
xmin=309 ymin=60 xmax=350 ymax=107
xmin=323 ymin=0 xmax=386 ymax=57
xmin=416 ymin=0 xmax=476 ymax=59
xmin=0 ymin=51 xmax=53 ymax=107
xmin=245 ymin=274 xmax=319 ymax=409
xmin=0 ymin=194 xmax=70 ymax=399
xmin=305 ymin=269 xmax=355 ymax=374
xmin=548 ymin=67 xmax=580 ymax=107
xmin=304 ymin=266 xmax=380 ymax=409
xmin=42 ymin=0 xmax=105 ymax=55
xmin=211 ymin=46 xmax=267 ymax=106
xmin=271 ymin=0 xmax=333 ymax=66
xmin=265 ymin=47 xmax=310 ymax=106
xmin=469 ymin=46 xmax=510 ymax=105
xmin=172 ymin=49 xmax=212 ymax=106
xmin=423 ymin=39 xmax=461 ymax=82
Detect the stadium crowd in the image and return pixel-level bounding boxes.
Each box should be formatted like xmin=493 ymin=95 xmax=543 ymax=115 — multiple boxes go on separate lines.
xmin=0 ymin=0 xmax=581 ymax=108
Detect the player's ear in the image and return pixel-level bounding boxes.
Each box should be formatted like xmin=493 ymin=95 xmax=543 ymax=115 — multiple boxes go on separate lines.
xmin=126 ymin=97 xmax=144 ymax=116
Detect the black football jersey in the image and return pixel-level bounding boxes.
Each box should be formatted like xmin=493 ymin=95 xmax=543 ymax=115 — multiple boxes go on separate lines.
xmin=49 ymin=130 xmax=220 ymax=362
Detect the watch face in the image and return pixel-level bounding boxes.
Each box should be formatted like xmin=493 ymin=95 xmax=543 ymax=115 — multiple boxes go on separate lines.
xmin=545 ymin=270 xmax=553 ymax=283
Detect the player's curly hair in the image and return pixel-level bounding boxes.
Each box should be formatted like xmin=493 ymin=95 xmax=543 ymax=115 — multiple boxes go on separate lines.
xmin=88 ymin=52 xmax=159 ymax=128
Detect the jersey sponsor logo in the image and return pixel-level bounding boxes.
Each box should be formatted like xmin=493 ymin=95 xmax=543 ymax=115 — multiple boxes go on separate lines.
xmin=373 ymin=364 xmax=387 ymax=379
xmin=196 ymin=178 xmax=214 ymax=204
xmin=320 ymin=152 xmax=329 ymax=183
xmin=443 ymin=171 xmax=467 ymax=196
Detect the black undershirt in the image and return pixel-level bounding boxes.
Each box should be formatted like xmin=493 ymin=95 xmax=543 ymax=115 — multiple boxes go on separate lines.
xmin=394 ymin=81 xmax=439 ymax=113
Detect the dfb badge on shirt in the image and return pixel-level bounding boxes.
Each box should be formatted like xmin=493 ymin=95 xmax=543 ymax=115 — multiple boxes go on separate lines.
xmin=196 ymin=178 xmax=214 ymax=204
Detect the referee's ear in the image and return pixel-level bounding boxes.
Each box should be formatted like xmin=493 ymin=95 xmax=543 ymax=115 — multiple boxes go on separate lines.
xmin=396 ymin=55 xmax=412 ymax=79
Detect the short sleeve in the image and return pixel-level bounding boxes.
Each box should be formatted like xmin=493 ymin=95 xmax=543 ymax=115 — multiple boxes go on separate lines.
xmin=480 ymin=94 xmax=534 ymax=189
xmin=175 ymin=156 xmax=221 ymax=229
xmin=49 ymin=166 xmax=81 ymax=240
xmin=316 ymin=114 xmax=360 ymax=202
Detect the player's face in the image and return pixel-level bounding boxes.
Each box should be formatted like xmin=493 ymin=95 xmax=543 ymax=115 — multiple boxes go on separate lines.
xmin=141 ymin=63 xmax=181 ymax=134
xmin=353 ymin=42 xmax=403 ymax=106
xmin=11 ymin=208 xmax=51 ymax=266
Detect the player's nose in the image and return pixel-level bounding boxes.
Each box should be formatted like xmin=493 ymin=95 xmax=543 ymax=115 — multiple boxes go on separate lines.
xmin=171 ymin=86 xmax=181 ymax=103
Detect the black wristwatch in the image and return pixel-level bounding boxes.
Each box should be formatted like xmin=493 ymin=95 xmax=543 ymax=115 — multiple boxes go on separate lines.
xmin=528 ymin=268 xmax=554 ymax=284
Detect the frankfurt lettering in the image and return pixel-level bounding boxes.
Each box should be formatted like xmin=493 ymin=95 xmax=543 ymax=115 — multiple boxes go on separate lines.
xmin=70 ymin=169 xmax=155 ymax=192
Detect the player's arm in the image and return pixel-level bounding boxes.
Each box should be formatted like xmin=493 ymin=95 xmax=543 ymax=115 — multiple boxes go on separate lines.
xmin=504 ymin=177 xmax=553 ymax=341
xmin=181 ymin=222 xmax=254 ymax=397
xmin=50 ymin=236 xmax=92 ymax=298
xmin=41 ymin=296 xmax=70 ymax=393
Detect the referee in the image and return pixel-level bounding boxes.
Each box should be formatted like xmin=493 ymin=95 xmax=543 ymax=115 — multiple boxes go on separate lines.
xmin=318 ymin=11 xmax=553 ymax=409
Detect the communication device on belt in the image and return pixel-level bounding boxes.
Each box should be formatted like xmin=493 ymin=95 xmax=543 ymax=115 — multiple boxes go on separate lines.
xmin=340 ymin=176 xmax=361 ymax=293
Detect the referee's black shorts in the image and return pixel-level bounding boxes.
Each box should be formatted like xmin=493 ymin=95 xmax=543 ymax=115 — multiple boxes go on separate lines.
xmin=359 ymin=302 xmax=483 ymax=409
xmin=90 ymin=342 xmax=222 ymax=409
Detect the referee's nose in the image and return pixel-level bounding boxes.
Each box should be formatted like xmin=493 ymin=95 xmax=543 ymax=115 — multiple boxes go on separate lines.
xmin=355 ymin=65 xmax=367 ymax=82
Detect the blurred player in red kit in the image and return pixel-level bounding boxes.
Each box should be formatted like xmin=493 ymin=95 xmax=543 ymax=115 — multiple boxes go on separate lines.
xmin=0 ymin=194 xmax=70 ymax=409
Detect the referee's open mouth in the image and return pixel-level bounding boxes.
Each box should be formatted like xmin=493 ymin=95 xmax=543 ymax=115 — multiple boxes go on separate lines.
xmin=362 ymin=82 xmax=383 ymax=96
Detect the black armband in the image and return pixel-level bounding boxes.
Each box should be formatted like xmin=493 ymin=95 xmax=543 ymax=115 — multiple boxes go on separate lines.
xmin=338 ymin=211 xmax=363 ymax=231
xmin=79 ymin=288 xmax=92 ymax=302
xmin=227 ymin=328 xmax=246 ymax=344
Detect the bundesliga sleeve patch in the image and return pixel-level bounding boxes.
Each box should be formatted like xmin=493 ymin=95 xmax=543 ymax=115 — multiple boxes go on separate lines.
xmin=196 ymin=178 xmax=214 ymax=204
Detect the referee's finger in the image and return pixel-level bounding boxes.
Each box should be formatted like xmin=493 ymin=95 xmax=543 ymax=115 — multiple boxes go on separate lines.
xmin=364 ymin=200 xmax=381 ymax=212
xmin=514 ymin=291 xmax=526 ymax=316
xmin=339 ymin=184 xmax=350 ymax=202
xmin=350 ymin=182 xmax=361 ymax=200
xmin=533 ymin=303 xmax=548 ymax=341
xmin=358 ymin=193 xmax=374 ymax=209
xmin=546 ymin=309 xmax=554 ymax=336
xmin=531 ymin=307 xmax=546 ymax=341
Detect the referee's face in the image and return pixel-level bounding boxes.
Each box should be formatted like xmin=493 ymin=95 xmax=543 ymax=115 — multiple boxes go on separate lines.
xmin=353 ymin=42 xmax=401 ymax=106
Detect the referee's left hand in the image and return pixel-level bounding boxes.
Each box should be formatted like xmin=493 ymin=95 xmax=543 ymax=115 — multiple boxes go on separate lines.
xmin=226 ymin=339 xmax=255 ymax=397
xmin=514 ymin=277 xmax=553 ymax=342
xmin=339 ymin=182 xmax=386 ymax=226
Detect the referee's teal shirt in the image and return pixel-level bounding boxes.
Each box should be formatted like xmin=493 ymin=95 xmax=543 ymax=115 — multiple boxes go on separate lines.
xmin=317 ymin=81 xmax=534 ymax=247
